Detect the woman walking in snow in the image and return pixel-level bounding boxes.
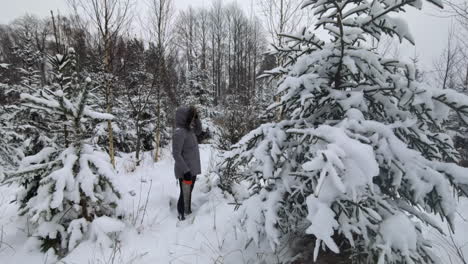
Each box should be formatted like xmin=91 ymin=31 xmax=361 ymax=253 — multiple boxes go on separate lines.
xmin=172 ymin=106 xmax=202 ymax=221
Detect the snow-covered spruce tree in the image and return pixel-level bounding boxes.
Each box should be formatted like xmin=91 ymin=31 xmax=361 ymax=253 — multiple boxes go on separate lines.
xmin=214 ymin=94 xmax=264 ymax=151
xmin=181 ymin=66 xmax=215 ymax=118
xmin=13 ymin=33 xmax=42 ymax=88
xmin=221 ymin=0 xmax=468 ymax=263
xmin=0 ymin=80 xmax=23 ymax=171
xmin=0 ymin=60 xmax=45 ymax=172
xmin=4 ymin=48 xmax=122 ymax=256
xmin=1 ymin=37 xmax=54 ymax=161
xmin=1 ymin=64 xmax=18 ymax=170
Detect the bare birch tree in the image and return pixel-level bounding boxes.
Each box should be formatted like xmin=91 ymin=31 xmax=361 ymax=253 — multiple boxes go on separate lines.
xmin=444 ymin=0 xmax=468 ymax=90
xmin=67 ymin=0 xmax=133 ymax=167
xmin=257 ymin=0 xmax=308 ymax=119
xmin=148 ymin=0 xmax=174 ymax=161
xmin=257 ymin=0 xmax=308 ymax=51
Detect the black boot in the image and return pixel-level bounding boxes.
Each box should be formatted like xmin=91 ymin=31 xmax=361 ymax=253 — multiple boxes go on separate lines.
xmin=177 ymin=179 xmax=186 ymax=221
xmin=186 ymin=190 xmax=192 ymax=215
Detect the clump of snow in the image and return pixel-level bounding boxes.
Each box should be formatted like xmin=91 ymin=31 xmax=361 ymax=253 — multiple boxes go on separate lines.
xmin=306 ymin=196 xmax=340 ymax=261
xmin=90 ymin=216 xmax=125 ymax=248
xmin=19 ymin=147 xmax=56 ymax=167
xmin=20 ymin=93 xmax=60 ymax=109
xmin=54 ymin=90 xmax=64 ymax=97
xmin=67 ymin=218 xmax=88 ymax=250
xmin=377 ymin=213 xmax=417 ymax=264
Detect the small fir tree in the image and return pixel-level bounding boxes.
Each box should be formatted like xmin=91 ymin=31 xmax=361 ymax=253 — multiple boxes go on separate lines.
xmin=4 ymin=48 xmax=122 ymax=256
xmin=13 ymin=33 xmax=42 ymax=88
xmin=221 ymin=0 xmax=468 ymax=263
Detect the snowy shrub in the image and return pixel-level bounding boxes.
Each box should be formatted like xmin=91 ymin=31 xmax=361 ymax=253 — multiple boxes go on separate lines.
xmin=88 ymin=72 xmax=137 ymax=154
xmin=3 ymin=48 xmax=122 ymax=256
xmin=92 ymin=69 xmax=170 ymax=161
xmin=94 ymin=104 xmax=145 ymax=153
xmin=221 ymin=0 xmax=468 ymax=263
xmin=214 ymin=96 xmax=263 ymax=151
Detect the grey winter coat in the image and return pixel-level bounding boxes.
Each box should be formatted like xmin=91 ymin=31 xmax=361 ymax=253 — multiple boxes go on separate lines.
xmin=172 ymin=106 xmax=202 ymax=179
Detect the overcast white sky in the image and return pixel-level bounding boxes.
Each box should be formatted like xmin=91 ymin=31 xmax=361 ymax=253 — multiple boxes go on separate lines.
xmin=0 ymin=0 xmax=453 ymax=70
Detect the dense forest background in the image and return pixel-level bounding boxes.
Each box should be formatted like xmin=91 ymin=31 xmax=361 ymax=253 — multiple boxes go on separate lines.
xmin=1 ymin=0 xmax=467 ymax=168
xmin=0 ymin=0 xmax=287 ymax=169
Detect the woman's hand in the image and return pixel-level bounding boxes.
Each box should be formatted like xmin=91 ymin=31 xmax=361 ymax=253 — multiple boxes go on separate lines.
xmin=183 ymin=171 xmax=192 ymax=181
xmin=182 ymin=171 xmax=193 ymax=185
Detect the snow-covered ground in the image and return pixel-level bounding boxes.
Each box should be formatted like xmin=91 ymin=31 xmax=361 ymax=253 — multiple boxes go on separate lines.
xmin=0 ymin=145 xmax=258 ymax=264
xmin=0 ymin=144 xmax=467 ymax=263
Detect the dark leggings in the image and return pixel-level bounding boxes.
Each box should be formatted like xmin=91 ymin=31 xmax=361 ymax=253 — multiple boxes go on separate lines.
xmin=177 ymin=177 xmax=196 ymax=217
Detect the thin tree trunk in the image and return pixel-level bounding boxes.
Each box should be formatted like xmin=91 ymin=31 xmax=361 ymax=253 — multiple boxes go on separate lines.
xmin=442 ymin=50 xmax=452 ymax=90
xmin=154 ymin=102 xmax=161 ymax=162
xmin=105 ymin=41 xmax=116 ymax=168
xmin=154 ymin=80 xmax=161 ymax=162
xmin=465 ymin=63 xmax=468 ymax=91
xmin=136 ymin=119 xmax=141 ymax=166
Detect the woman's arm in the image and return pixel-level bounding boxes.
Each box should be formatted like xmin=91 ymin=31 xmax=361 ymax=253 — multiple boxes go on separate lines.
xmin=172 ymin=128 xmax=190 ymax=174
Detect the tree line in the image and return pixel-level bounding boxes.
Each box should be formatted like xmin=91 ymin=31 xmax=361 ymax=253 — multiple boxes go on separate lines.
xmin=0 ymin=0 xmax=278 ymax=166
